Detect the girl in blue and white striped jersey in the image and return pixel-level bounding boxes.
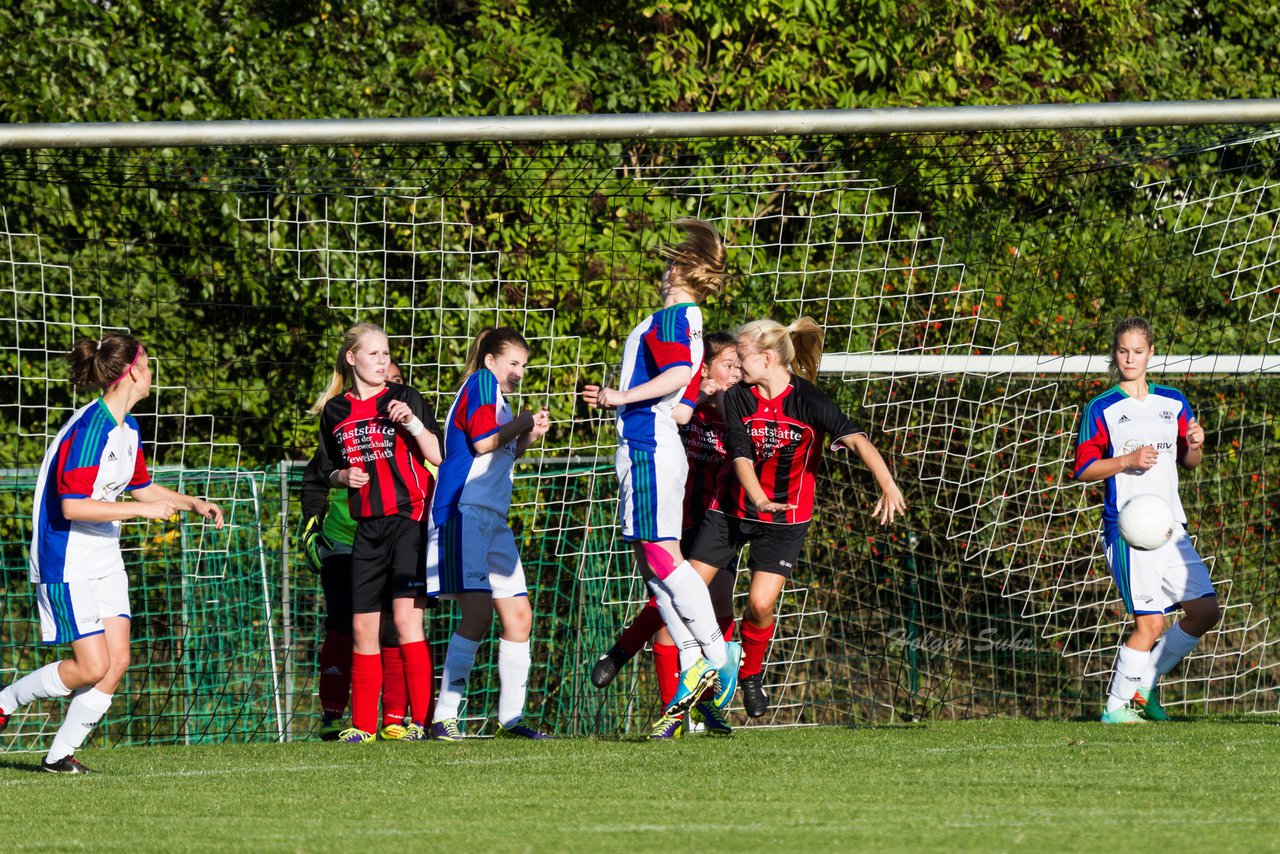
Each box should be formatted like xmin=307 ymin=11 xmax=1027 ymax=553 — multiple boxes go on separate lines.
xmin=0 ymin=333 xmax=223 ymax=772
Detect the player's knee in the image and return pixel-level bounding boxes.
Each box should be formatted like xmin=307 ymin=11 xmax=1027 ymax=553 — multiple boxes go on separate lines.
xmin=502 ymin=605 xmax=532 ymax=639
xmin=76 ymin=656 xmax=110 ymax=687
xmin=109 ymin=648 xmax=132 ymax=677
xmin=745 ymin=595 xmax=774 ymax=625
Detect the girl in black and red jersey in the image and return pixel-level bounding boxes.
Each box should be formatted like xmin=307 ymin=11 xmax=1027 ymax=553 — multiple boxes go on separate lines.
xmin=690 ymin=317 xmax=905 ymax=718
xmin=310 ymin=322 xmax=442 ymax=743
xmin=590 ymin=333 xmax=741 ymax=731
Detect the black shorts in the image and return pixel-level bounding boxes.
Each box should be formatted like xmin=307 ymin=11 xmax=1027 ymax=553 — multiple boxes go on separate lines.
xmin=682 ymin=513 xmax=737 ymax=574
xmin=320 ymin=550 xmax=353 ymax=633
xmin=320 ymin=551 xmax=401 ymax=645
xmin=350 ymin=515 xmax=428 ymax=614
xmin=689 ymin=511 xmax=809 ymax=579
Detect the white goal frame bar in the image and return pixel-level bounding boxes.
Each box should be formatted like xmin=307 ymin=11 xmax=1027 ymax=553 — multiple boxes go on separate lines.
xmin=2 ymin=99 xmax=1280 ymax=148
xmin=819 ymin=354 xmax=1280 ymax=376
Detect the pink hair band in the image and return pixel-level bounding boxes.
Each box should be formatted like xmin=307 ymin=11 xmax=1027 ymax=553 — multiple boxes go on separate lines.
xmin=111 ymin=345 xmax=145 ymax=387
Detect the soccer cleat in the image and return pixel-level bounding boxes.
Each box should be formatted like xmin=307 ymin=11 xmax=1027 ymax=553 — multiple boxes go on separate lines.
xmin=41 ymin=755 xmax=90 ymax=774
xmin=740 ymin=672 xmax=769 ymax=718
xmin=666 ymin=658 xmax=718 ymax=718
xmin=712 ymin=642 xmax=742 ymax=710
xmin=337 ymin=727 xmax=376 ymax=743
xmin=1134 ymin=686 xmax=1169 ymax=722
xmin=694 ymin=701 xmax=733 ymax=736
xmin=590 ymin=644 xmax=635 ymax=689
xmin=400 ymin=723 xmax=428 ymax=742
xmin=430 ymin=719 xmax=465 ymax=742
xmin=646 ymin=711 xmax=686 ymax=740
xmin=497 ymin=723 xmax=554 ymax=740
xmin=379 ymin=723 xmax=408 ymax=741
xmin=1100 ymin=706 xmax=1146 ymax=724
xmin=319 ymin=718 xmax=346 ymax=741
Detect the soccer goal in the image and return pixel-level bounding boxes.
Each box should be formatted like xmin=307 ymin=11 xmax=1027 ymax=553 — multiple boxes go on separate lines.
xmin=2 ymin=102 xmax=1280 ymax=749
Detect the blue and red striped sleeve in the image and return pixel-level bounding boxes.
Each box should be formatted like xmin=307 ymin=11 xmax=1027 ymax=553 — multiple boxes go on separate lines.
xmin=462 ymin=370 xmax=501 ymax=443
xmin=1175 ymin=389 xmax=1195 ymax=461
xmin=641 ymin=307 xmax=693 ymax=373
xmin=126 ymin=415 xmax=151 ymax=489
xmin=56 ymin=420 xmax=107 ymax=498
xmin=1073 ymin=400 xmax=1109 ymax=479
xmin=679 ymin=371 xmax=702 ymax=408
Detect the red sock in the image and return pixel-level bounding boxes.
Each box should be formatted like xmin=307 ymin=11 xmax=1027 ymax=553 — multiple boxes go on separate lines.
xmin=381 ymin=645 xmax=408 ymax=726
xmin=399 ymin=640 xmax=434 ymax=727
xmin=318 ymin=631 xmax=353 ymax=718
xmin=617 ymin=597 xmax=665 ymax=656
xmin=739 ymin=620 xmax=775 ymax=678
xmin=653 ymin=642 xmax=681 ymax=708
xmin=718 ymin=615 xmax=736 ymax=643
xmin=350 ymin=652 xmax=382 ymax=734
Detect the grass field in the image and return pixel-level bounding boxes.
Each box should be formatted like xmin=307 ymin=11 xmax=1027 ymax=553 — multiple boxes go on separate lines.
xmin=3 ymin=719 xmax=1279 ymax=852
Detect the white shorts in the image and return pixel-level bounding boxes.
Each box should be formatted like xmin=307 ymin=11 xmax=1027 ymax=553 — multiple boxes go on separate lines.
xmin=425 ymin=505 xmax=527 ymax=600
xmin=616 ymin=442 xmax=687 ymax=542
xmin=1105 ymin=524 xmax=1215 ymax=615
xmin=37 ymin=571 xmax=131 ymax=645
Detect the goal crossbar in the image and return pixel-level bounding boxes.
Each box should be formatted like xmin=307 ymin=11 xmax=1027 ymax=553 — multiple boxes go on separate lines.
xmin=819 ymin=354 xmax=1280 ymax=376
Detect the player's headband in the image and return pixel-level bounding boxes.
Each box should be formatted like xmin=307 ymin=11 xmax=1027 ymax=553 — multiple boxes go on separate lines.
xmin=111 ymin=345 xmax=145 ymax=387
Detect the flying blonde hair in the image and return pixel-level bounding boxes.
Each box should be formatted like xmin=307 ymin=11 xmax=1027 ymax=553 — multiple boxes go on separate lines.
xmin=657 ymin=218 xmax=728 ymax=301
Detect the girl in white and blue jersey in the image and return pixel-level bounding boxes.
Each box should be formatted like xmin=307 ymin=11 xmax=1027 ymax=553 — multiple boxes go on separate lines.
xmin=583 ymin=218 xmax=741 ymax=737
xmin=425 ymin=327 xmax=552 ymax=740
xmin=0 ymin=334 xmax=224 ymax=772
xmin=1074 ymin=316 xmax=1220 ymax=723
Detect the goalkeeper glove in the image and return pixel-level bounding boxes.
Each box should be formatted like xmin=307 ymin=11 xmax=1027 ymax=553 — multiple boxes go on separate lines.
xmin=301 ymin=516 xmax=335 ymax=573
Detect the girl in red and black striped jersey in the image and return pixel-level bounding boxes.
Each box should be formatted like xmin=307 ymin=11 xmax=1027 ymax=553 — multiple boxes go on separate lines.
xmin=690 ymin=317 xmax=905 ymax=718
xmin=310 ymin=323 xmax=443 ymax=743
xmin=300 ymin=360 xmax=418 ymax=741
xmin=591 ymin=333 xmax=741 ymax=719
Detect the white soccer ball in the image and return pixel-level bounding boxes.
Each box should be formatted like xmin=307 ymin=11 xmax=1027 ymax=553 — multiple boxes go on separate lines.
xmin=1118 ymin=494 xmax=1174 ymax=551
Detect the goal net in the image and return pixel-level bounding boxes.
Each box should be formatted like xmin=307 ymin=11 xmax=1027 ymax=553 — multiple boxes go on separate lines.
xmin=2 ymin=114 xmax=1279 ymax=747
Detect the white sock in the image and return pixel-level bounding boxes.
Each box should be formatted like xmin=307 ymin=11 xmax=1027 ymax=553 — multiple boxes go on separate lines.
xmin=433 ymin=633 xmax=481 ymax=723
xmin=653 ymin=561 xmax=727 ymax=669
xmin=0 ymin=662 xmax=72 ymax=713
xmin=647 ymin=579 xmax=702 ymax=670
xmin=1106 ymin=645 xmax=1151 ymax=712
xmin=497 ymin=638 xmax=531 ymax=729
xmin=46 ymin=688 xmax=112 ymax=763
xmin=1144 ymin=623 xmax=1202 ymax=688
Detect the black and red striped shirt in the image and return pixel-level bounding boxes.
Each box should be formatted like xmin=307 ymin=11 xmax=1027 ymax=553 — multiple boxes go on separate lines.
xmin=316 ymin=383 xmax=439 ymax=521
xmin=714 ymin=375 xmax=862 ymax=525
xmin=679 ymin=401 xmax=729 ymax=528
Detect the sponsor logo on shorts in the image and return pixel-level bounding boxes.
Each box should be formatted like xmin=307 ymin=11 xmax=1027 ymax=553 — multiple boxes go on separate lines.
xmin=778 ymin=560 xmax=793 ymax=569
xmin=466 ymin=571 xmax=487 ymax=583
xmin=78 ymin=616 xmax=98 ymax=625
xmin=1138 ymin=595 xmax=1155 ymax=604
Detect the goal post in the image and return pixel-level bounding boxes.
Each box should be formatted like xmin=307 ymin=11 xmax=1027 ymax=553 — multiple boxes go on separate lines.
xmin=3 ymin=100 xmax=1280 ymax=750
